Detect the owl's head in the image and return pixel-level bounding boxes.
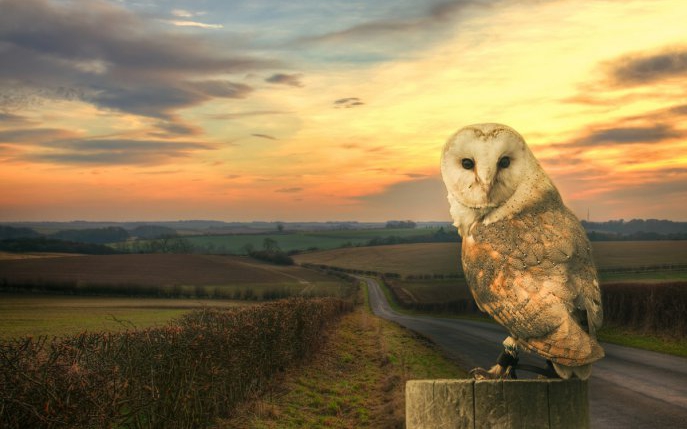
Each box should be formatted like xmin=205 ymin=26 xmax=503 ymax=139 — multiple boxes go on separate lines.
xmin=441 ymin=123 xmax=539 ymax=212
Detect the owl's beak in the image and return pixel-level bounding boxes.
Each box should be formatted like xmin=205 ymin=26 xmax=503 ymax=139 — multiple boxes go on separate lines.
xmin=475 ymin=167 xmax=496 ymax=195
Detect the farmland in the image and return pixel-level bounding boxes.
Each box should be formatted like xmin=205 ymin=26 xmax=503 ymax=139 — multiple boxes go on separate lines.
xmin=162 ymin=227 xmax=448 ymax=254
xmin=0 ymin=295 xmax=245 ymax=339
xmin=294 ymin=240 xmax=687 ymax=277
xmin=0 ymin=253 xmax=356 ymax=339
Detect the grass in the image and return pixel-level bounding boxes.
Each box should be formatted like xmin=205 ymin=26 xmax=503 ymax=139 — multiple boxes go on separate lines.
xmin=598 ymin=326 xmax=687 ymax=357
xmin=216 ymin=288 xmax=466 ymax=429
xmin=0 ymin=294 xmax=246 ymax=339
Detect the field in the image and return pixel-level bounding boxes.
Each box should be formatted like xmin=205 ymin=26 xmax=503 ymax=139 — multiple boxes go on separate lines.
xmin=0 ymin=253 xmax=356 ymax=339
xmin=0 ymin=253 xmax=351 ymax=295
xmin=179 ymin=227 xmax=444 ymax=254
xmin=294 ymin=240 xmax=687 ymax=277
xmin=0 ymin=295 xmax=245 ymax=339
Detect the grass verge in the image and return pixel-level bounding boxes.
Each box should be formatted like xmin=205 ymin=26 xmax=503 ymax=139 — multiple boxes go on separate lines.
xmin=597 ymin=326 xmax=687 ymax=358
xmin=216 ymin=294 xmax=465 ymax=428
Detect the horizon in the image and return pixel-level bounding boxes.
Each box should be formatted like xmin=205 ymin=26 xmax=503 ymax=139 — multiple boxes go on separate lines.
xmin=2 ymin=1 xmax=687 ymax=222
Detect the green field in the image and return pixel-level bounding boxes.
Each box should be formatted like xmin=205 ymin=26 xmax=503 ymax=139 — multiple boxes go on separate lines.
xmin=178 ymin=227 xmax=445 ymax=254
xmin=0 ymin=253 xmax=356 ymax=338
xmin=0 ymin=295 xmax=246 ymax=339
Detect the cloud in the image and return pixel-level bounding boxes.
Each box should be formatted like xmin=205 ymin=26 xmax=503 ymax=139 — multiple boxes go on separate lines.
xmin=207 ymin=110 xmax=290 ymax=120
xmin=251 ymin=133 xmax=277 ymax=140
xmin=571 ymin=124 xmax=684 ymax=147
xmin=164 ymin=20 xmax=223 ymax=30
xmin=297 ymin=0 xmax=482 ymax=45
xmin=265 ymin=73 xmax=304 ymax=87
xmin=171 ymin=9 xmax=195 ymax=18
xmin=0 ymin=0 xmax=276 ymax=122
xmin=21 ymin=138 xmax=215 ymax=165
xmin=334 ymin=97 xmax=364 ymax=108
xmin=275 ymin=187 xmax=302 ymax=193
xmin=607 ymin=46 xmax=687 ymax=86
xmin=0 ymin=128 xmax=79 ymax=144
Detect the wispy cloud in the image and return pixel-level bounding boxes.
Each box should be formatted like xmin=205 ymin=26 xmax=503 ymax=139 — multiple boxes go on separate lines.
xmin=164 ymin=20 xmax=223 ymax=30
xmin=569 ymin=124 xmax=684 ymax=147
xmin=334 ymin=97 xmax=364 ymax=108
xmin=265 ymin=73 xmax=304 ymax=87
xmin=22 ymin=138 xmax=215 ymax=166
xmin=606 ymin=46 xmax=687 ymax=86
xmin=251 ymin=133 xmax=277 ymax=140
xmin=275 ymin=187 xmax=302 ymax=193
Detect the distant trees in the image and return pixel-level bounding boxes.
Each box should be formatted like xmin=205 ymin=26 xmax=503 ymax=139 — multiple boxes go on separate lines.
xmin=385 ymin=220 xmax=417 ymax=229
xmin=0 ymin=225 xmax=41 ymax=240
xmin=53 ymin=227 xmax=129 ymax=244
xmin=0 ymin=238 xmax=118 ymax=254
xmin=247 ymin=238 xmax=294 ymax=265
xmin=130 ymin=225 xmax=178 ymax=239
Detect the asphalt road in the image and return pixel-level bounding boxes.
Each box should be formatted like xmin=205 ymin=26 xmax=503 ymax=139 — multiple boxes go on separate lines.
xmin=362 ymin=277 xmax=687 ymax=429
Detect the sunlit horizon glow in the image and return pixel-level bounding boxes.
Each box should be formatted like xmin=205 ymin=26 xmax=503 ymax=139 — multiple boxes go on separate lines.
xmin=1 ymin=0 xmax=686 ymax=222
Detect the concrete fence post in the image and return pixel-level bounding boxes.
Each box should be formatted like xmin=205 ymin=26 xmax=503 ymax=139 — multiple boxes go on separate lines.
xmin=406 ymin=379 xmax=589 ymax=429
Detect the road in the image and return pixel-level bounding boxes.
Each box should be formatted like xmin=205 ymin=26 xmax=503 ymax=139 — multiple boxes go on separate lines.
xmin=362 ymin=277 xmax=687 ymax=428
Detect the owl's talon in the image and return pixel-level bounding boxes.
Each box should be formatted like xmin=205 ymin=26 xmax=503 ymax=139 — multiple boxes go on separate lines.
xmin=469 ymin=364 xmax=515 ymax=380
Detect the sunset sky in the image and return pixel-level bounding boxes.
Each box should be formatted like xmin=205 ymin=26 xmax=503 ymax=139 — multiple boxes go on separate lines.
xmin=1 ymin=0 xmax=686 ymax=222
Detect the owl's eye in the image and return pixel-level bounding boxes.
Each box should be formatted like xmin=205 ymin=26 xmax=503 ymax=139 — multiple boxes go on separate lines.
xmin=498 ymin=156 xmax=511 ymax=169
xmin=461 ymin=158 xmax=475 ymax=170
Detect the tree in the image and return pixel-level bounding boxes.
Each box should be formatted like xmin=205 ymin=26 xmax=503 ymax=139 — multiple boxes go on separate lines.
xmin=262 ymin=238 xmax=280 ymax=252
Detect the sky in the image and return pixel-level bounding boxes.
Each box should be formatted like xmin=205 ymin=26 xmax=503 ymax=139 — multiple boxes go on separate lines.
xmin=1 ymin=0 xmax=686 ymax=222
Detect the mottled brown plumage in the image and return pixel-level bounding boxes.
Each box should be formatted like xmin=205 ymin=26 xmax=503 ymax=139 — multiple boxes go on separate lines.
xmin=441 ymin=123 xmax=604 ymax=379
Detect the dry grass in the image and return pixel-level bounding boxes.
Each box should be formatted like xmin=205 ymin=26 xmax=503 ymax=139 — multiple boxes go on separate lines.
xmin=216 ymin=303 xmax=465 ymax=429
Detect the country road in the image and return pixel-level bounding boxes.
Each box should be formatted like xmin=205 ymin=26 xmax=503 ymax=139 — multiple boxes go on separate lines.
xmin=361 ymin=277 xmax=687 ymax=429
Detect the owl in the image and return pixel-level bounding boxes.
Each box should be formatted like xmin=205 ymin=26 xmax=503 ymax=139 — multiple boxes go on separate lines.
xmin=440 ymin=123 xmax=604 ymax=380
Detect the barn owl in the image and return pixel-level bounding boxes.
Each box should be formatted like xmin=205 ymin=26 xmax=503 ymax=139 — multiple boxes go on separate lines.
xmin=440 ymin=123 xmax=604 ymax=380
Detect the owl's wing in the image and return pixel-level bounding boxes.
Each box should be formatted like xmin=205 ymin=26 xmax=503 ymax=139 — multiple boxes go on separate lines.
xmin=462 ymin=195 xmax=604 ymax=366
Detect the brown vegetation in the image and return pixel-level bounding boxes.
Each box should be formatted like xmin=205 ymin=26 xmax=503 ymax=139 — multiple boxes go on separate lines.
xmin=0 ymin=298 xmax=352 ymax=428
xmin=603 ymin=282 xmax=687 ymax=338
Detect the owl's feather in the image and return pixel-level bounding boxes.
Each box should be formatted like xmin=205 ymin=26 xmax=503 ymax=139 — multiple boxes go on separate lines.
xmin=462 ymin=189 xmax=604 ymax=367
xmin=441 ymin=123 xmax=604 ymax=379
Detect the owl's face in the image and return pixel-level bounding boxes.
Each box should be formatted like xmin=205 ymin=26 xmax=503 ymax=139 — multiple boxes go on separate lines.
xmin=441 ymin=124 xmax=533 ymax=210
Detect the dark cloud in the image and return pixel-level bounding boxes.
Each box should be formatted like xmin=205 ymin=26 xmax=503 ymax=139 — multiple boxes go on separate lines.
xmin=187 ymin=80 xmax=254 ymax=98
xmin=570 ymin=124 xmax=683 ymax=147
xmin=275 ymin=187 xmax=302 ymax=193
xmin=608 ymin=47 xmax=687 ymax=86
xmin=0 ymin=112 xmax=32 ymax=125
xmin=297 ymin=0 xmax=482 ymax=45
xmin=0 ymin=0 xmax=275 ymax=123
xmin=0 ymin=128 xmax=78 ymax=144
xmin=18 ymin=137 xmax=214 ymax=165
xmin=265 ymin=73 xmax=304 ymax=87
xmin=152 ymin=119 xmax=203 ymax=137
xmin=251 ymin=133 xmax=277 ymax=140
xmin=334 ymin=97 xmax=364 ymax=108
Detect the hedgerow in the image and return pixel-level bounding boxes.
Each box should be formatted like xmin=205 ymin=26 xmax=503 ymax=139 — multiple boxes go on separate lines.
xmin=0 ymin=298 xmax=352 ymax=428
